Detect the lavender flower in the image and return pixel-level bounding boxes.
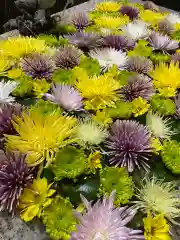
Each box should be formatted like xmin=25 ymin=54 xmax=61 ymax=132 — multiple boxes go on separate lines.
xmin=45 ymin=84 xmax=83 ymax=111
xmin=127 ymin=56 xmax=153 ymax=74
xmin=105 ymin=120 xmax=152 ymax=172
xmin=21 ymin=53 xmax=55 ymax=79
xmin=120 ymin=74 xmax=154 ymax=101
xmin=171 ymin=53 xmax=180 ymax=64
xmin=149 ymin=32 xmax=179 ymax=51
xmin=71 ymin=190 xmax=144 ymax=240
xmin=55 ymin=46 xmax=82 ymax=69
xmin=120 ymin=5 xmax=139 ymax=20
xmin=143 ymin=1 xmax=160 ymax=12
xmin=103 ymin=35 xmax=135 ymax=51
xmin=0 ymin=152 xmax=33 ymax=214
xmin=64 ymin=32 xmax=104 ymax=50
xmin=175 ymin=93 xmax=180 ymax=118
xmin=158 ymin=20 xmax=175 ymax=35
xmin=71 ymin=12 xmax=89 ymax=31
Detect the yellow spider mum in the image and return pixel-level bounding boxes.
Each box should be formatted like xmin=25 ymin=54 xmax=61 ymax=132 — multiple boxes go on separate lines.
xmin=76 ymin=74 xmax=121 ymax=110
xmin=150 ymin=62 xmax=180 ymax=97
xmin=19 ymin=178 xmax=56 ymax=222
xmin=0 ymin=37 xmax=47 ymax=59
xmin=93 ymin=110 xmax=112 ymax=127
xmin=87 ymin=151 xmax=102 ymax=174
xmin=94 ymin=15 xmax=129 ymax=30
xmin=95 ymin=1 xmax=121 ymax=12
xmin=0 ymin=58 xmax=13 ymax=75
xmin=5 ymin=110 xmax=77 ymax=167
xmin=8 ymin=68 xmax=23 ymax=79
xmin=132 ymin=97 xmax=150 ymax=117
xmin=151 ymin=138 xmax=163 ymax=154
xmin=144 ymin=212 xmax=171 ymax=240
xmin=140 ymin=10 xmax=167 ymax=25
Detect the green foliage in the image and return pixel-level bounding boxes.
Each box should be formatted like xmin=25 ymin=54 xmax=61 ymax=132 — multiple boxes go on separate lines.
xmin=59 ymin=36 xmax=69 ymax=46
xmin=172 ymin=30 xmax=180 ymax=41
xmin=12 ymin=76 xmax=33 ymax=98
xmin=38 ymin=35 xmax=59 ymax=47
xmin=42 ymin=196 xmax=77 ymax=240
xmin=99 ymin=166 xmax=134 ymax=205
xmin=51 ymin=146 xmax=87 ymax=180
xmin=79 ymin=57 xmax=101 ymax=77
xmin=150 ymin=52 xmax=171 ymax=64
xmin=161 ymin=140 xmax=180 ymax=174
xmin=52 ymin=69 xmax=76 ymax=85
xmin=128 ymin=40 xmax=152 ymax=57
xmin=150 ymin=95 xmax=176 ymax=116
xmin=55 ymin=24 xmax=76 ymax=34
xmin=105 ymin=101 xmax=132 ymax=119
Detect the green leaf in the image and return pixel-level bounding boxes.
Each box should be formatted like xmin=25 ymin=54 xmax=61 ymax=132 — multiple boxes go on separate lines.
xmin=52 ymin=69 xmax=76 ymax=85
xmin=128 ymin=40 xmax=152 ymax=57
xmin=79 ymin=57 xmax=100 ymax=77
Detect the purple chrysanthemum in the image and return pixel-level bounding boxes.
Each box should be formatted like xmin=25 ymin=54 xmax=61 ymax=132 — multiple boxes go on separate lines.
xmin=127 ymin=56 xmax=153 ymax=74
xmin=143 ymin=1 xmax=160 ymax=12
xmin=71 ymin=190 xmax=144 ymax=240
xmin=71 ymin=12 xmax=89 ymax=31
xmin=105 ymin=120 xmax=152 ymax=172
xmin=175 ymin=93 xmax=180 ymax=118
xmin=45 ymin=84 xmax=83 ymax=111
xmin=120 ymin=5 xmax=139 ymax=20
xmin=21 ymin=53 xmax=55 ymax=79
xmin=103 ymin=35 xmax=135 ymax=51
xmin=0 ymin=152 xmax=33 ymax=214
xmin=158 ymin=20 xmax=175 ymax=35
xmin=148 ymin=32 xmax=179 ymax=51
xmin=64 ymin=32 xmax=104 ymax=50
xmin=120 ymin=74 xmax=154 ymax=101
xmin=171 ymin=53 xmax=180 ymax=64
xmin=54 ymin=46 xmax=82 ymax=69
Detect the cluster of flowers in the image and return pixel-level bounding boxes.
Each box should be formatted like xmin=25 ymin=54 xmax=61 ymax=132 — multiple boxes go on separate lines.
xmin=1 ymin=0 xmax=180 ymax=239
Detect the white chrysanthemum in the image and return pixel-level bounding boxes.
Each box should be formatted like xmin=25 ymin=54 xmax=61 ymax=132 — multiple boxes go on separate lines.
xmin=146 ymin=112 xmax=176 ymax=139
xmin=122 ymin=20 xmax=150 ymax=40
xmin=166 ymin=13 xmax=180 ymax=24
xmin=0 ymin=81 xmax=18 ymax=103
xmin=89 ymin=48 xmax=128 ymax=70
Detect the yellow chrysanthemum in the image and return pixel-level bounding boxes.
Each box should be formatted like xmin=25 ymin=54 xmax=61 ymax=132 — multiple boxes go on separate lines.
xmin=0 ymin=37 xmax=47 ymax=59
xmin=132 ymin=97 xmax=150 ymax=117
xmin=0 ymin=58 xmax=13 ymax=75
xmin=140 ymin=10 xmax=167 ymax=25
xmin=152 ymin=138 xmax=163 ymax=154
xmin=150 ymin=62 xmax=180 ymax=97
xmin=95 ymin=1 xmax=121 ymax=12
xmin=93 ymin=110 xmax=112 ymax=127
xmin=87 ymin=151 xmax=102 ymax=174
xmin=32 ymin=78 xmax=50 ymax=98
xmin=8 ymin=68 xmax=23 ymax=79
xmin=76 ymin=74 xmax=121 ymax=110
xmin=94 ymin=15 xmax=129 ymax=29
xmin=144 ymin=212 xmax=171 ymax=240
xmin=5 ymin=110 xmax=77 ymax=166
xmin=19 ymin=178 xmax=56 ymax=222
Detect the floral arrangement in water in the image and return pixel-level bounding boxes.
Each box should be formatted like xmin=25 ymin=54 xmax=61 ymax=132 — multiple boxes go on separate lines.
xmin=1 ymin=0 xmax=180 ymax=239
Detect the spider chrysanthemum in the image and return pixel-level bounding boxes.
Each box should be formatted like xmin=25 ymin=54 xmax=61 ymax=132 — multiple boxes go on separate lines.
xmin=148 ymin=32 xmax=179 ymax=51
xmin=134 ymin=177 xmax=180 ymax=223
xmin=20 ymin=53 xmax=55 ymax=79
xmin=71 ymin=12 xmax=89 ymax=31
xmin=89 ymin=48 xmax=128 ymax=71
xmin=127 ymin=56 xmax=153 ymax=74
xmin=103 ymin=35 xmax=135 ymax=51
xmin=64 ymin=32 xmax=104 ymax=50
xmin=143 ymin=1 xmax=160 ymax=12
xmin=158 ymin=20 xmax=175 ymax=35
xmin=0 ymin=152 xmax=33 ymax=214
xmin=165 ymin=13 xmax=180 ymax=25
xmin=71 ymin=191 xmax=144 ymax=240
xmin=0 ymin=80 xmax=18 ymax=103
xmin=120 ymin=74 xmax=154 ymax=101
xmin=94 ymin=15 xmax=129 ymax=30
xmin=105 ymin=120 xmax=152 ymax=172
xmin=95 ymin=1 xmax=121 ymax=12
xmin=146 ymin=111 xmax=176 ymax=139
xmin=120 ymin=5 xmax=139 ymax=20
xmin=45 ymin=84 xmax=83 ymax=111
xmin=171 ymin=53 xmax=180 ymax=64
xmin=55 ymin=46 xmax=82 ymax=69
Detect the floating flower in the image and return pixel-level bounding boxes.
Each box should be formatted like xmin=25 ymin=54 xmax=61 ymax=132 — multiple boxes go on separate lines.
xmin=106 ymin=120 xmax=152 ymax=172
xmin=166 ymin=13 xmax=180 ymax=25
xmin=171 ymin=53 xmax=180 ymax=64
xmin=87 ymin=151 xmax=102 ymax=173
xmin=76 ymin=74 xmax=121 ymax=110
xmin=143 ymin=1 xmax=160 ymax=12
xmin=0 ymin=80 xmax=18 ymax=103
xmin=140 ymin=10 xmax=167 ymax=25
xmin=19 ymin=178 xmax=56 ymax=222
xmin=134 ymin=177 xmax=180 ymax=222
xmin=103 ymin=35 xmax=135 ymax=51
xmin=151 ymin=95 xmax=175 ymax=116
xmin=120 ymin=5 xmax=139 ymax=20
xmin=144 ymin=212 xmax=171 ymax=240
xmin=127 ymin=56 xmax=153 ymax=74
xmin=146 ymin=112 xmax=176 ymax=139
xmin=0 ymin=58 xmax=12 ymax=74
xmin=158 ymin=20 xmax=175 ymax=35
xmin=120 ymin=74 xmax=154 ymax=101
xmin=71 ymin=191 xmax=143 ymax=240
xmin=150 ymin=62 xmax=180 ymax=97
xmin=132 ymin=97 xmax=150 ymax=117
xmin=20 ymin=53 xmax=55 ymax=80
xmin=148 ymin=32 xmax=179 ymax=51
xmin=89 ymin=48 xmax=128 ymax=71
xmin=76 ymin=119 xmax=108 ymax=148
xmin=45 ymin=84 xmax=83 ymax=111
xmin=5 ymin=110 xmax=77 ymax=167
xmin=175 ymin=93 xmax=180 ymax=117
xmin=94 ymin=15 xmax=129 ymax=30
xmin=64 ymin=32 xmax=104 ymax=50
xmin=0 ymin=152 xmax=33 ymax=214
xmin=55 ymin=46 xmax=82 ymax=69
xmin=122 ymin=20 xmax=150 ymax=40
xmin=95 ymin=1 xmax=121 ymax=12
xmin=71 ymin=12 xmax=89 ymax=31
